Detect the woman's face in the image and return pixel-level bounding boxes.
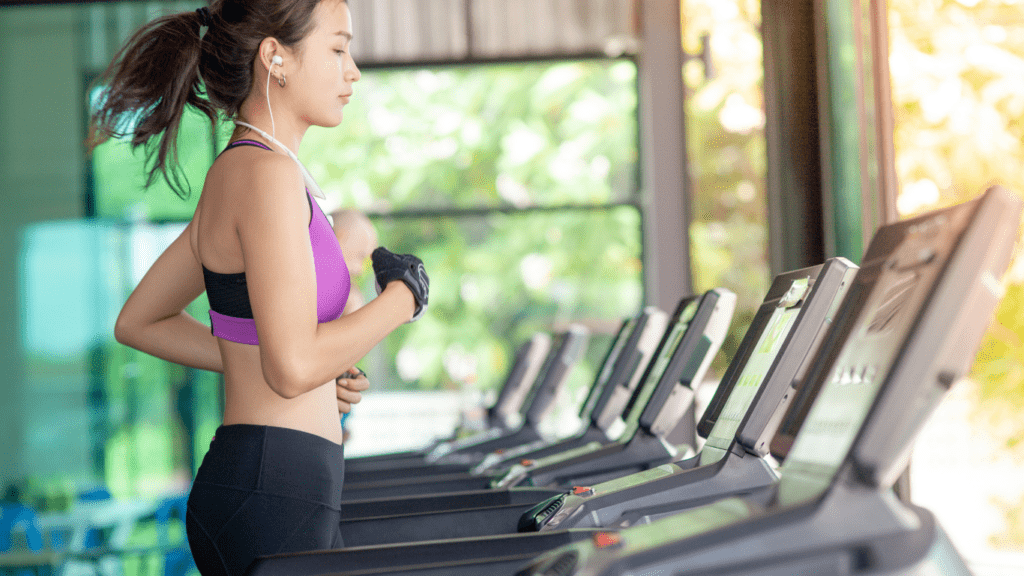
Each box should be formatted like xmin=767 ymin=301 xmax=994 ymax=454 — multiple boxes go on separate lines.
xmin=284 ymin=0 xmax=360 ymax=128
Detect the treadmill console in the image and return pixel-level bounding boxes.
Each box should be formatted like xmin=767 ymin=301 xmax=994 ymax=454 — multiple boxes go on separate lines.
xmin=699 ymin=279 xmax=807 ymax=456
xmin=642 ymin=289 xmax=736 ymax=439
xmin=735 ymin=258 xmax=858 ymax=457
xmin=775 ymin=185 xmax=1022 ymax=501
xmin=523 ymin=325 xmax=590 ymax=427
xmin=576 ymin=317 xmax=635 ymax=422
xmin=488 ymin=332 xmax=552 ymax=428
xmin=592 ymin=308 xmax=670 ymax=432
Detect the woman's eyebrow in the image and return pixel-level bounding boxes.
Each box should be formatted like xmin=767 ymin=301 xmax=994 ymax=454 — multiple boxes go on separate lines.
xmin=334 ymin=31 xmax=353 ymax=40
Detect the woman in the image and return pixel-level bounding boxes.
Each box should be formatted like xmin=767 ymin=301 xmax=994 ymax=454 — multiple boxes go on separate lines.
xmin=88 ymin=0 xmax=428 ymax=573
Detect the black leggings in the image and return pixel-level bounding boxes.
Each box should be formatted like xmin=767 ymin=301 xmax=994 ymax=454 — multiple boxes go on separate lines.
xmin=186 ymin=424 xmax=345 ymax=576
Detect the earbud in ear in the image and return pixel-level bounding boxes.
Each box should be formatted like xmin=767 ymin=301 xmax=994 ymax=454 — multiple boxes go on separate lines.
xmin=272 ymin=55 xmax=283 ymax=66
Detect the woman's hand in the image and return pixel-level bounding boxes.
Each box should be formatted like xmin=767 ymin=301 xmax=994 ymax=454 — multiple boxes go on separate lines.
xmin=336 ymin=369 xmax=370 ymax=415
xmin=371 ymin=247 xmax=429 ymax=321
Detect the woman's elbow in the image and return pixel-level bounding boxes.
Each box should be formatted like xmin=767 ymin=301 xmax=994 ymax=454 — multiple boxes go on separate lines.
xmin=260 ymin=352 xmax=311 ymax=400
xmin=114 ymin=314 xmax=139 ymax=348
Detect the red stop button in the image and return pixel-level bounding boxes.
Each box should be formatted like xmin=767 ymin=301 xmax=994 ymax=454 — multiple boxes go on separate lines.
xmin=520 ymin=459 xmax=535 ymax=467
xmin=592 ymin=532 xmax=622 ymax=549
xmin=572 ymin=486 xmax=595 ymax=497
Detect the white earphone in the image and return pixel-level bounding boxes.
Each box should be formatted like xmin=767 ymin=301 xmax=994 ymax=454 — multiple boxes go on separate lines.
xmin=272 ymin=55 xmax=283 ymax=66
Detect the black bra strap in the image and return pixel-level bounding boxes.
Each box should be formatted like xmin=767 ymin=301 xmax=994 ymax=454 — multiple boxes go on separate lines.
xmin=225 ymin=139 xmax=273 ymax=151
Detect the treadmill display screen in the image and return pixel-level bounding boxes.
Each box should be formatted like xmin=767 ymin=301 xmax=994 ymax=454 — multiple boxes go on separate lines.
xmin=620 ymin=300 xmax=699 ymax=421
xmin=595 ymin=320 xmax=634 ymax=391
xmin=778 ymin=217 xmax=956 ymax=502
xmin=782 ymin=276 xmax=922 ymax=472
xmin=612 ymin=324 xmax=686 ymax=437
xmin=578 ymin=318 xmax=635 ymax=418
xmin=701 ymin=298 xmax=801 ymax=456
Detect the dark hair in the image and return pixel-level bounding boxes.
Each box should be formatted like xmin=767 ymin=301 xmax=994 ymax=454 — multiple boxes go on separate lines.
xmin=87 ymin=0 xmax=334 ymax=199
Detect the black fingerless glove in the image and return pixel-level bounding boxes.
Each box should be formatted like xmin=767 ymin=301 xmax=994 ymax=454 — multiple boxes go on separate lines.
xmin=372 ymin=247 xmax=429 ymax=322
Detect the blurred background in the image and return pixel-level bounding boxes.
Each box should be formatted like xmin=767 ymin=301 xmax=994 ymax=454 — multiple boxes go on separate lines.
xmin=0 ymin=0 xmax=1021 ymax=574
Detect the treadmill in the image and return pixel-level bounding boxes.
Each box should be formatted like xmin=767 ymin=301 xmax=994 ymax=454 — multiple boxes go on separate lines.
xmin=342 ymin=314 xmax=638 ymax=484
xmin=329 ymin=291 xmax=732 ymax=547
xmin=484 ymin=333 xmax=554 ymax=433
xmin=340 ymin=309 xmax=670 ymax=499
xmin=471 ymin=317 xmax=636 ymax=473
xmin=235 ymin=256 xmax=851 ymax=573
xmin=522 ymin=256 xmax=858 ymax=532
xmin=413 ymin=324 xmax=589 ymax=464
xmin=488 ymin=288 xmax=735 ymax=490
xmin=345 ymin=331 xmax=552 ymax=473
xmin=517 ymin=185 xmax=1021 ymax=576
xmin=469 ymin=306 xmax=688 ymax=476
xmin=242 ymin=259 xmax=853 ymax=573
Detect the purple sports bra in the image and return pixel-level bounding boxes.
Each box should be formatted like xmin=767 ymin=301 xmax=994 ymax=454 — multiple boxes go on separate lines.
xmin=202 ymin=139 xmax=350 ymax=345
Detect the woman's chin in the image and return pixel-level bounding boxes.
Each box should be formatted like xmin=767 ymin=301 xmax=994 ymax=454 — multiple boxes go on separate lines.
xmin=312 ymin=111 xmax=344 ymax=128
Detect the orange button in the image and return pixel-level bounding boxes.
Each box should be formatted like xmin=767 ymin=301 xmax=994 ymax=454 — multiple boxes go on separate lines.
xmin=593 ymin=532 xmax=621 ymax=549
xmin=572 ymin=486 xmax=595 ymax=497
xmin=520 ymin=459 xmax=535 ymax=467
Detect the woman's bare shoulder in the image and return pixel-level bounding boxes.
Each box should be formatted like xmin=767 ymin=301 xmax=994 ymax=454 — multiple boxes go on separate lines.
xmin=204 ymin=145 xmax=306 ymax=215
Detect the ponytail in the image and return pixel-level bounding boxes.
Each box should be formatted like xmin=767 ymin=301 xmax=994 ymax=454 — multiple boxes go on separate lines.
xmin=87 ymin=0 xmax=324 ymax=200
xmin=87 ymin=9 xmax=217 ymax=200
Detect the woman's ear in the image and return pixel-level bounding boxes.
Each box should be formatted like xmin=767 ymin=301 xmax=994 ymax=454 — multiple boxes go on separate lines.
xmin=257 ymin=37 xmax=284 ymax=72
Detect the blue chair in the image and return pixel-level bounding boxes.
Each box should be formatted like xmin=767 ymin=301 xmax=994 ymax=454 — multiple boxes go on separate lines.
xmin=0 ymin=502 xmax=44 ymax=552
xmin=75 ymin=487 xmax=111 ymax=551
xmin=153 ymin=494 xmax=188 ymax=548
xmin=154 ymin=494 xmax=195 ymax=576
xmin=75 ymin=488 xmax=111 ymax=503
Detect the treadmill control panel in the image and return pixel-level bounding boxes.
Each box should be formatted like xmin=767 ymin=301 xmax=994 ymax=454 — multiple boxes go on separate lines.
xmin=528 ymin=463 xmax=683 ymax=531
xmin=519 ymin=494 xmax=566 ymax=532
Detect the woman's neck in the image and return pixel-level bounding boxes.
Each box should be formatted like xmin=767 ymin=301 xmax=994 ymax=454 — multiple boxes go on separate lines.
xmin=235 ymin=102 xmax=308 ymax=154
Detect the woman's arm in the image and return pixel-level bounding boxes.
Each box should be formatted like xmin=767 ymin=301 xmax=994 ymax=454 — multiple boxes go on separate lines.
xmin=237 ymin=155 xmax=415 ymax=399
xmin=114 ymin=221 xmax=224 ymax=373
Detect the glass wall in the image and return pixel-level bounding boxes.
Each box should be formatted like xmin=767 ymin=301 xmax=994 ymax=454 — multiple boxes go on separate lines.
xmin=1 ymin=3 xmax=647 ymax=573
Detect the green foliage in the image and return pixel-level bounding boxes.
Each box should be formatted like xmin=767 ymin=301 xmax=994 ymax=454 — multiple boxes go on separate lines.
xmin=93 ymin=106 xmax=232 ymax=220
xmin=888 ymin=0 xmax=1024 ymax=549
xmin=302 ymin=60 xmax=638 ymax=211
xmin=298 ymin=61 xmax=644 ymax=390
xmin=368 ymin=208 xmax=643 ymax=391
xmin=682 ymin=0 xmax=770 ymax=373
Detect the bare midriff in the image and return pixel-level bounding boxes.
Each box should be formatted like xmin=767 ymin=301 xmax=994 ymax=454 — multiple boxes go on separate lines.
xmin=218 ymin=339 xmax=343 ymax=446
